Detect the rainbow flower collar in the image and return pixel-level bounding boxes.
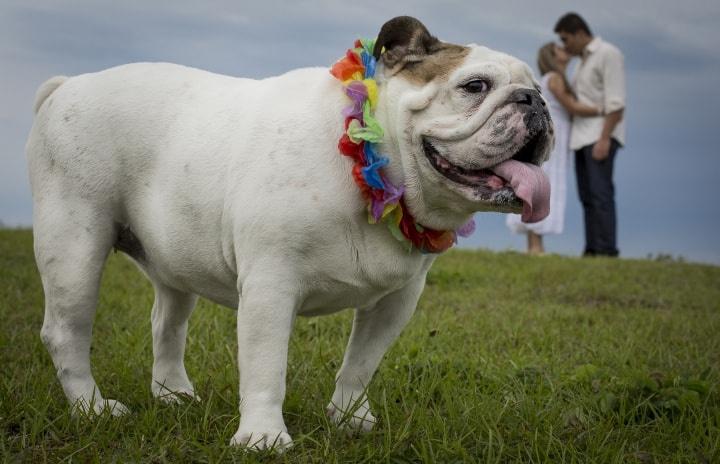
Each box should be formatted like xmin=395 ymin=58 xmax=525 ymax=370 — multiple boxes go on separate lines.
xmin=330 ymin=38 xmax=475 ymax=253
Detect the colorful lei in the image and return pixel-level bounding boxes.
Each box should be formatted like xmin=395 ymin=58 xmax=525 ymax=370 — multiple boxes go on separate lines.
xmin=330 ymin=38 xmax=475 ymax=253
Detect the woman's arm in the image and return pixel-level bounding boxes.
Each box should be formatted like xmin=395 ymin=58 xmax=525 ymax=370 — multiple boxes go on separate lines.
xmin=546 ymin=73 xmax=602 ymax=117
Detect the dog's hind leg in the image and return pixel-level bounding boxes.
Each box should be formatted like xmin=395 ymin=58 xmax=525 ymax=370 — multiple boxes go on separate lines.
xmin=149 ymin=280 xmax=199 ymax=403
xmin=34 ymin=204 xmax=129 ymax=416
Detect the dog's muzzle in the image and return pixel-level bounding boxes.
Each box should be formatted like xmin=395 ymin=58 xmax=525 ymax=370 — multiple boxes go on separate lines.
xmin=506 ymin=88 xmax=551 ymax=166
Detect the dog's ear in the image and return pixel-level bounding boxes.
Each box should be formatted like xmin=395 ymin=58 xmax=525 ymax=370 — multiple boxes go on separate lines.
xmin=373 ymin=16 xmax=440 ymax=73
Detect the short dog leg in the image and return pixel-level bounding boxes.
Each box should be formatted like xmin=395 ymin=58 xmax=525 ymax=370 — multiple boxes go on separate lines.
xmin=150 ymin=282 xmax=199 ymax=403
xmin=36 ymin=215 xmax=128 ymax=416
xmin=230 ymin=274 xmax=296 ymax=451
xmin=328 ymin=276 xmax=426 ymax=432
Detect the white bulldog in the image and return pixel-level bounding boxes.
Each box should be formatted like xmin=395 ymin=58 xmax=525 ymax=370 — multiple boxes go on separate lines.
xmin=27 ymin=16 xmax=552 ymax=450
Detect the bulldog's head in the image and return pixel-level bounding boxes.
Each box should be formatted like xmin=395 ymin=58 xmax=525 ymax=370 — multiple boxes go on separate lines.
xmin=373 ymin=16 xmax=553 ymax=230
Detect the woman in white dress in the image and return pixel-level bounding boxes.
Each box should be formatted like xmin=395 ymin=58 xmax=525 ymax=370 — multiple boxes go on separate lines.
xmin=507 ymin=43 xmax=603 ymax=255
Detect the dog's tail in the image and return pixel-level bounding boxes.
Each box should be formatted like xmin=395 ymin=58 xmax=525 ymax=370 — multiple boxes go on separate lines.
xmin=33 ymin=76 xmax=68 ymax=114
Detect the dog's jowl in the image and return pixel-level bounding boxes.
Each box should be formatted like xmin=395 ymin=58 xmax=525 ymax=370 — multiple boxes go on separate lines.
xmin=27 ymin=16 xmax=552 ymax=451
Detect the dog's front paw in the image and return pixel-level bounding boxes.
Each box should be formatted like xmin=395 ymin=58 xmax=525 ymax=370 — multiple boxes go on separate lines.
xmin=152 ymin=381 xmax=201 ymax=404
xmin=326 ymin=402 xmax=376 ymax=433
xmin=73 ymin=398 xmax=130 ymax=417
xmin=230 ymin=429 xmax=293 ymax=452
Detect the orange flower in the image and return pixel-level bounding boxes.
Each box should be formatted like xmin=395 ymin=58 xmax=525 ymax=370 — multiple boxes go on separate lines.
xmin=330 ymin=50 xmax=364 ymax=81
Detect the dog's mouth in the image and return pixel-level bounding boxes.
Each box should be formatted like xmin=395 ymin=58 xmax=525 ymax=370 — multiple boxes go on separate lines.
xmin=422 ymin=136 xmax=550 ymax=223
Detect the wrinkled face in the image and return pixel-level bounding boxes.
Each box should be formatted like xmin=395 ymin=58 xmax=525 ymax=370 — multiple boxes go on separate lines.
xmin=378 ymin=40 xmax=554 ymax=230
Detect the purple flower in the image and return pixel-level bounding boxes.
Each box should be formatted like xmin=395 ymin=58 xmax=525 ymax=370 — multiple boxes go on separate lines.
xmin=342 ymin=81 xmax=368 ymax=120
xmin=456 ymin=219 xmax=476 ymax=237
xmin=370 ymin=176 xmax=404 ymax=222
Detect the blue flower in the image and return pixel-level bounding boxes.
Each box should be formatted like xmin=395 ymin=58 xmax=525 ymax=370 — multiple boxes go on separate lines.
xmin=361 ymin=50 xmax=376 ymax=79
xmin=362 ymin=144 xmax=389 ymax=189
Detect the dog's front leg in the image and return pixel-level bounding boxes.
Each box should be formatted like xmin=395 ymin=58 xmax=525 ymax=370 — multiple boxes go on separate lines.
xmin=230 ymin=274 xmax=296 ymax=451
xmin=327 ymin=274 xmax=427 ymax=432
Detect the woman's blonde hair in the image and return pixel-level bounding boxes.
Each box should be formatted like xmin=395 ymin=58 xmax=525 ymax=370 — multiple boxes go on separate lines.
xmin=537 ymin=42 xmax=574 ymax=97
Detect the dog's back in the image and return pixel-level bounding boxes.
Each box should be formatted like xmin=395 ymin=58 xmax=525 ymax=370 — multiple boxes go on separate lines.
xmin=27 ymin=63 xmax=251 ymax=305
xmin=26 ymin=61 xmax=356 ymax=311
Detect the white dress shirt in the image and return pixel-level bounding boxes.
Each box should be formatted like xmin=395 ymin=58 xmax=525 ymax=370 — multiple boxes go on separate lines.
xmin=570 ymin=36 xmax=626 ymax=150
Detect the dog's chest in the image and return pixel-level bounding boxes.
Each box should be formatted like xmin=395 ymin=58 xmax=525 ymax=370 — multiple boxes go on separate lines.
xmin=295 ymin=228 xmax=433 ymax=316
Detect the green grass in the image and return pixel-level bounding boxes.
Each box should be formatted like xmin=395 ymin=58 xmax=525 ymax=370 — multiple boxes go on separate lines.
xmin=1 ymin=228 xmax=719 ymax=463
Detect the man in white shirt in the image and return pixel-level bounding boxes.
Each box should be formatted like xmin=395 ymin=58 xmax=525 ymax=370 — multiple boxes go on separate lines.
xmin=555 ymin=13 xmax=625 ymax=257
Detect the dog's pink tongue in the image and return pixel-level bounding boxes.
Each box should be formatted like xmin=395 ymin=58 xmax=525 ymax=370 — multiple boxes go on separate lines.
xmin=490 ymin=160 xmax=550 ymax=223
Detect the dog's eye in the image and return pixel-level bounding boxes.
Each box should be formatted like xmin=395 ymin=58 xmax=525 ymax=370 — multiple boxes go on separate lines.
xmin=462 ymin=79 xmax=490 ymax=94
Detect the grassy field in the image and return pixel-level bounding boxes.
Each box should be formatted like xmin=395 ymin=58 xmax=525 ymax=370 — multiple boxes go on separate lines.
xmin=1 ymin=228 xmax=718 ymax=463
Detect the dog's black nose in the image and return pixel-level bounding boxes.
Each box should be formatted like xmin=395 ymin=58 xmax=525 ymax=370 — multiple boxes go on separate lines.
xmin=509 ymin=89 xmax=536 ymax=106
xmin=509 ymin=88 xmax=549 ymax=124
xmin=508 ymin=89 xmax=550 ymax=145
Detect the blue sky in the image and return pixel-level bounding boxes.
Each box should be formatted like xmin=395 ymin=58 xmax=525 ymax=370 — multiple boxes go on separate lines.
xmin=2 ymin=0 xmax=719 ymax=265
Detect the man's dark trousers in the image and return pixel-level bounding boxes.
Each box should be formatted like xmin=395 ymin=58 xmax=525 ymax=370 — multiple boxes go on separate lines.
xmin=575 ymin=139 xmax=620 ymax=257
